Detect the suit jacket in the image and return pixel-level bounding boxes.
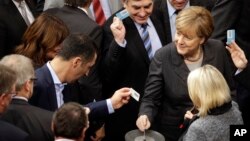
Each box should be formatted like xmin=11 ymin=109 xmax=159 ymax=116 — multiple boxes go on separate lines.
xmin=101 ymin=8 xmax=167 ymax=141
xmin=211 ymin=0 xmax=250 ymax=125
xmin=43 ymin=0 xmax=63 ymax=10
xmin=0 ymin=120 xmax=29 ymax=141
xmin=153 ymin=0 xmax=216 ymax=44
xmin=1 ymin=98 xmax=53 ymax=141
xmin=211 ymin=0 xmax=250 ymax=58
xmin=45 ymin=5 xmax=103 ymax=104
xmin=139 ymin=39 xmax=235 ymax=140
xmin=30 ymin=64 xmax=109 ymax=120
xmin=235 ymin=64 xmax=250 ymax=89
xmin=0 ymin=0 xmax=39 ymax=58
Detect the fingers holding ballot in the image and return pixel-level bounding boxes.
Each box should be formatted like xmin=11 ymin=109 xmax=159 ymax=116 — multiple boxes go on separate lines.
xmin=110 ymin=87 xmax=142 ymax=110
xmin=226 ymin=41 xmax=248 ymax=70
xmin=136 ymin=115 xmax=151 ymax=132
xmin=110 ymin=17 xmax=126 ymax=45
xmin=110 ymin=87 xmax=131 ymax=109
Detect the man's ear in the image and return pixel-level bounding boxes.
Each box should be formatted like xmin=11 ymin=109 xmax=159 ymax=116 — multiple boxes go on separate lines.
xmin=0 ymin=93 xmax=10 ymax=108
xmin=0 ymin=94 xmax=6 ymax=106
xmin=81 ymin=127 xmax=88 ymax=140
xmin=72 ymin=57 xmax=82 ymax=68
xmin=24 ymin=81 xmax=30 ymax=92
xmin=51 ymin=121 xmax=55 ymax=133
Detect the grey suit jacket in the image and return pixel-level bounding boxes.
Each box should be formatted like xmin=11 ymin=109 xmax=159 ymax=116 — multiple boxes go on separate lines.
xmin=139 ymin=39 xmax=235 ymax=140
xmin=43 ymin=0 xmax=64 ymax=10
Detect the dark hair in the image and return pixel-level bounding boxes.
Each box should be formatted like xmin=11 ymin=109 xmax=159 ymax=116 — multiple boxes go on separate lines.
xmin=64 ymin=0 xmax=92 ymax=7
xmin=52 ymin=102 xmax=88 ymax=139
xmin=59 ymin=33 xmax=98 ymax=62
xmin=15 ymin=13 xmax=69 ymax=67
xmin=0 ymin=64 xmax=17 ymax=95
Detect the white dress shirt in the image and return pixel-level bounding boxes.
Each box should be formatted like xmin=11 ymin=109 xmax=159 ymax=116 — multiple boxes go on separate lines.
xmin=167 ymin=0 xmax=189 ymax=40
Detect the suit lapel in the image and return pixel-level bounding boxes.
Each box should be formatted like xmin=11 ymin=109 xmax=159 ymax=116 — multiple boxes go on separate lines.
xmin=124 ymin=18 xmax=151 ymax=65
xmin=42 ymin=65 xmax=58 ymax=111
xmin=25 ymin=0 xmax=39 ymax=17
xmin=7 ymin=0 xmax=28 ymax=28
xmin=170 ymin=43 xmax=190 ymax=83
xmin=150 ymin=13 xmax=167 ymax=46
xmin=202 ymin=43 xmax=214 ymax=65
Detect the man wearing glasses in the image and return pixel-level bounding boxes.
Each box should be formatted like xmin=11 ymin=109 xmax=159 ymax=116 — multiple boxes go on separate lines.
xmin=0 ymin=54 xmax=54 ymax=141
xmin=0 ymin=64 xmax=29 ymax=141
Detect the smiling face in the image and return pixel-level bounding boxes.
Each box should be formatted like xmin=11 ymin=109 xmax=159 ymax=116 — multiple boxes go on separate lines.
xmin=174 ymin=6 xmax=214 ymax=58
xmin=174 ymin=30 xmax=204 ymax=58
xmin=124 ymin=0 xmax=154 ymax=25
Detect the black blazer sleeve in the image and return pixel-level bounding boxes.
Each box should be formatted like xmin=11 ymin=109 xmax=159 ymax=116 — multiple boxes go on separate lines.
xmin=211 ymin=0 xmax=242 ymax=42
xmin=235 ymin=64 xmax=250 ymax=89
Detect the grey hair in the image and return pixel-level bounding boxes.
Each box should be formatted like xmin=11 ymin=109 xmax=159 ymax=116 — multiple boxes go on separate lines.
xmin=0 ymin=54 xmax=34 ymax=91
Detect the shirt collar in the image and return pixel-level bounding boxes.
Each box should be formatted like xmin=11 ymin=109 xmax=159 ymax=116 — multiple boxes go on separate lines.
xmin=12 ymin=96 xmax=28 ymax=102
xmin=167 ymin=0 xmax=190 ymax=17
xmin=77 ymin=7 xmax=88 ymax=15
xmin=134 ymin=18 xmax=153 ymax=30
xmin=46 ymin=62 xmax=66 ymax=85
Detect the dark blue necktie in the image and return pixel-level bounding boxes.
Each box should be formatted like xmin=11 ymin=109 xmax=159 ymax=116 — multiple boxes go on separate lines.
xmin=141 ymin=24 xmax=153 ymax=60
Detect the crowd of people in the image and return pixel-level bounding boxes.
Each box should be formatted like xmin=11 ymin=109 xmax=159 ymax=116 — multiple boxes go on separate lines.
xmin=0 ymin=0 xmax=249 ymax=141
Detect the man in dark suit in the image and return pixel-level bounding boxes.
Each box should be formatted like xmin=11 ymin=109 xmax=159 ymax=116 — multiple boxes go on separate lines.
xmin=101 ymin=0 xmax=167 ymax=140
xmin=152 ymin=0 xmax=216 ymax=44
xmin=226 ymin=40 xmax=250 ymax=125
xmin=30 ymin=34 xmax=131 ymax=120
xmin=0 ymin=0 xmax=39 ymax=58
xmin=0 ymin=64 xmax=29 ymax=141
xmin=45 ymin=0 xmax=103 ymax=117
xmin=45 ymin=1 xmax=105 ymax=140
xmin=226 ymin=41 xmax=250 ymax=89
xmin=0 ymin=54 xmax=54 ymax=141
xmin=211 ymin=0 xmax=250 ymax=125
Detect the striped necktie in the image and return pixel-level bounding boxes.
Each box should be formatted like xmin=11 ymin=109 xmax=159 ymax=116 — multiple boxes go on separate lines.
xmin=93 ymin=0 xmax=106 ymax=26
xmin=141 ymin=24 xmax=153 ymax=60
xmin=19 ymin=1 xmax=30 ymax=26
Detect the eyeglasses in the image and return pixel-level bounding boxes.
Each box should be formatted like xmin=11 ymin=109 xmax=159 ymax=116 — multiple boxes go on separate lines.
xmin=30 ymin=77 xmax=37 ymax=82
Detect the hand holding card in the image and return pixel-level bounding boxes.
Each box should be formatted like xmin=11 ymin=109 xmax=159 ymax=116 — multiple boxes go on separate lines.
xmin=130 ymin=88 xmax=140 ymax=101
xmin=116 ymin=9 xmax=130 ymax=20
xmin=227 ymin=29 xmax=235 ymax=44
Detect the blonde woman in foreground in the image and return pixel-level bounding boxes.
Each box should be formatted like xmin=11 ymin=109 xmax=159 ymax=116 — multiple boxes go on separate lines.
xmin=181 ymin=65 xmax=243 ymax=141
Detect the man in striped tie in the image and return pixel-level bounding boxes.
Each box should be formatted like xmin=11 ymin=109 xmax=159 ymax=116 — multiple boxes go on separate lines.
xmin=101 ymin=0 xmax=168 ymax=140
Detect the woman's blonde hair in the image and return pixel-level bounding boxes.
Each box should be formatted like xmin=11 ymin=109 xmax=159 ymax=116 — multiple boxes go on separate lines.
xmin=187 ymin=65 xmax=231 ymax=117
xmin=176 ymin=6 xmax=214 ymax=42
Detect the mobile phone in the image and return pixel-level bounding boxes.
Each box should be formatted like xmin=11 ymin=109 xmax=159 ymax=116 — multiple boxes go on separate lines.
xmin=227 ymin=29 xmax=235 ymax=44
